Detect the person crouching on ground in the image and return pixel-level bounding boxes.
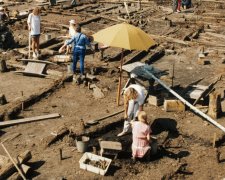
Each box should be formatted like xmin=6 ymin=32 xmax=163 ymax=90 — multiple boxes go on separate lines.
xmin=117 ymin=84 xmax=146 ymax=137
xmin=64 ymin=19 xmax=77 ymax=54
xmin=27 ymin=7 xmax=41 ymax=59
xmin=59 ymin=25 xmax=93 ymax=77
xmin=131 ymin=111 xmax=151 ymax=161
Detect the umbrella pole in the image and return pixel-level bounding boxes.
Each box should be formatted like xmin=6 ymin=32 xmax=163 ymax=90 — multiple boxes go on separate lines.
xmin=116 ymin=49 xmax=124 ymax=106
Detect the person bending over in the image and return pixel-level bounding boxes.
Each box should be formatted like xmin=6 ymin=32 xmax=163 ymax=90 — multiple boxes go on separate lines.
xmin=117 ymin=84 xmax=146 ymax=137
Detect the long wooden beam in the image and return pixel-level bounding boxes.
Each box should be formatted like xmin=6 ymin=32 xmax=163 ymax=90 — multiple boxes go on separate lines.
xmin=0 ymin=113 xmax=61 ymax=127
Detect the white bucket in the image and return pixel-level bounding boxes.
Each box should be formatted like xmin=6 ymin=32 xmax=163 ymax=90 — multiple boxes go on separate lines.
xmin=76 ymin=136 xmax=90 ymax=153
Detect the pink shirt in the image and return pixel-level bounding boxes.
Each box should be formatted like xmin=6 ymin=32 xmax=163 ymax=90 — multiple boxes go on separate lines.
xmin=132 ymin=121 xmax=151 ymax=158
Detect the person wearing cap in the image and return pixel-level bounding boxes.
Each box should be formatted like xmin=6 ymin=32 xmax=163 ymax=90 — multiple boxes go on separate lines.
xmin=117 ymin=83 xmax=146 ymax=137
xmin=131 ymin=111 xmax=151 ymax=161
xmin=59 ymin=25 xmax=93 ymax=76
xmin=64 ymin=19 xmax=77 ymax=54
xmin=27 ymin=7 xmax=41 ymax=59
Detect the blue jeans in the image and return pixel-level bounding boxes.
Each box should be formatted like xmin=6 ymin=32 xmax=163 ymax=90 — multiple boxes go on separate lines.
xmin=72 ymin=48 xmax=86 ymax=75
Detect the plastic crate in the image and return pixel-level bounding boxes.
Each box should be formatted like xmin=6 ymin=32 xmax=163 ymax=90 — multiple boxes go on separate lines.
xmin=79 ymin=152 xmax=112 ymax=176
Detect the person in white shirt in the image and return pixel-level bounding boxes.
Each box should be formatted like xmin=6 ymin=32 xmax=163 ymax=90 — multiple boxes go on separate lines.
xmin=27 ymin=7 xmax=41 ymax=59
xmin=117 ymin=84 xmax=146 ymax=137
xmin=65 ymin=19 xmax=77 ymax=54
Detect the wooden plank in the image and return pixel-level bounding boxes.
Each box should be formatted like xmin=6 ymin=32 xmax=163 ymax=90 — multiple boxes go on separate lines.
xmin=193 ymin=82 xmax=216 ymax=105
xmin=122 ymin=62 xmax=145 ymax=72
xmin=53 ymin=55 xmax=72 ymax=63
xmin=201 ymin=0 xmax=225 ymax=3
xmin=100 ymin=141 xmax=122 ymax=151
xmin=86 ymin=110 xmax=124 ymax=125
xmin=79 ymin=16 xmax=101 ymax=26
xmin=192 ymin=85 xmax=208 ymax=90
xmin=16 ymin=59 xmax=57 ymax=65
xmin=0 ymin=113 xmax=61 ymax=127
xmin=188 ymin=89 xmax=204 ymax=99
xmin=15 ymin=71 xmax=47 ymax=78
xmin=25 ymin=62 xmax=46 ymax=74
xmin=205 ymin=32 xmax=225 ymax=40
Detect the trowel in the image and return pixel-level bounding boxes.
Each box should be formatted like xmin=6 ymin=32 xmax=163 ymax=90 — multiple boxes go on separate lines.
xmin=86 ymin=110 xmax=124 ymax=126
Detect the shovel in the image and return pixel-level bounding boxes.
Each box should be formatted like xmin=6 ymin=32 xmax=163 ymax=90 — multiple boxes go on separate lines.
xmin=28 ymin=32 xmax=31 ymax=58
xmin=86 ymin=109 xmax=124 ymax=125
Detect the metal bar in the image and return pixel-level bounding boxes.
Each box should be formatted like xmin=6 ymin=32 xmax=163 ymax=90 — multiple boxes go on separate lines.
xmin=144 ymin=67 xmax=225 ymax=133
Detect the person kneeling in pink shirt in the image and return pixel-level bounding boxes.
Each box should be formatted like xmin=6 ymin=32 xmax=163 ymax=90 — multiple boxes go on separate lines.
xmin=131 ymin=111 xmax=151 ymax=161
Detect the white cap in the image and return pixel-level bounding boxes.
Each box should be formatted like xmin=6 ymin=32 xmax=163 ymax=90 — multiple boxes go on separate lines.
xmin=69 ymin=19 xmax=76 ymax=24
xmin=130 ymin=73 xmax=137 ymax=78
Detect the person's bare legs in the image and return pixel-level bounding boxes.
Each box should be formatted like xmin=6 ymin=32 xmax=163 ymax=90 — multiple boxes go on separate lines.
xmin=32 ymin=37 xmax=35 ymax=54
xmin=32 ymin=37 xmax=37 ymax=58
xmin=36 ymin=36 xmax=40 ymax=54
xmin=35 ymin=36 xmax=40 ymax=57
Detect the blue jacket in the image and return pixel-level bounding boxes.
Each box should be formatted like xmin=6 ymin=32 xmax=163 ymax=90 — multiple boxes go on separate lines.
xmin=66 ymin=32 xmax=90 ymax=50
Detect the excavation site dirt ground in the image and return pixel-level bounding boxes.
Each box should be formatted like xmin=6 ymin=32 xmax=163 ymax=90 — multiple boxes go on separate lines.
xmin=0 ymin=0 xmax=225 ymax=179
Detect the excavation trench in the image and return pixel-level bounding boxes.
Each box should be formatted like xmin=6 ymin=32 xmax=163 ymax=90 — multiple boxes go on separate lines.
xmin=0 ymin=74 xmax=72 ymax=121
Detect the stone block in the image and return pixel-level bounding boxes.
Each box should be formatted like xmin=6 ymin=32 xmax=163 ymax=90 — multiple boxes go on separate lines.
xmin=164 ymin=99 xmax=185 ymax=112
xmin=148 ymin=95 xmax=164 ymax=106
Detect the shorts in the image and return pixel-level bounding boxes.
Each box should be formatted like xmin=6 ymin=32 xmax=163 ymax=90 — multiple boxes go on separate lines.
xmin=31 ymin=34 xmax=40 ymax=38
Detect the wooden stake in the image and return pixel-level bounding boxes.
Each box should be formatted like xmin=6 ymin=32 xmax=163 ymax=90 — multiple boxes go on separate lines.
xmin=212 ymin=133 xmax=217 ymax=148
xmin=21 ymin=91 xmax=24 ymax=111
xmin=1 ymin=143 xmax=26 ymax=180
xmin=0 ymin=60 xmax=8 ymax=72
xmin=116 ymin=49 xmax=124 ymax=106
xmin=208 ymin=92 xmax=222 ymax=119
xmin=171 ymin=63 xmax=175 ymax=88
xmin=59 ymin=148 xmax=62 ymax=164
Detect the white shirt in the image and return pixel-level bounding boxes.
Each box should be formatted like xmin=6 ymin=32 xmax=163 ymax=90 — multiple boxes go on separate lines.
xmin=125 ymin=84 xmax=146 ymax=105
xmin=69 ymin=26 xmax=76 ymax=37
xmin=27 ymin=13 xmax=40 ymax=35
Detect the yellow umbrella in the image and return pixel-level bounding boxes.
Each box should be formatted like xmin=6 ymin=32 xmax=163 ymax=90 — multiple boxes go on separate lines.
xmin=93 ymin=23 xmax=155 ymax=51
xmin=93 ymin=23 xmax=156 ymax=105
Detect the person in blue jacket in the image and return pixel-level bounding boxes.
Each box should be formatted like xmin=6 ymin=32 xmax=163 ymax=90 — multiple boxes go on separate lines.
xmin=59 ymin=25 xmax=93 ymax=76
